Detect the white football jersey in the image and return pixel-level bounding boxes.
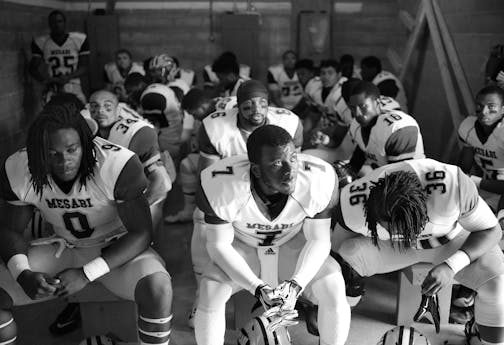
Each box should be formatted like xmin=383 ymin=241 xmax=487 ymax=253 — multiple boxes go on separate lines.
xmin=268 ymin=64 xmax=303 ymax=110
xmin=5 ymin=137 xmax=135 ymax=246
xmin=202 ymin=107 xmax=300 ymax=158
xmin=203 ymin=64 xmax=251 ymax=86
xmin=214 ymin=96 xmax=238 ymax=111
xmin=372 ymin=70 xmax=408 ymax=112
xmin=306 ymin=76 xmax=351 ymax=126
xmin=201 ymin=154 xmax=335 ymax=247
xmin=104 ymin=62 xmax=145 ymax=86
xmin=458 ymin=116 xmax=504 ymax=180
xmin=349 ymin=110 xmax=424 ymax=167
xmin=339 ymin=159 xmax=475 ymax=246
xmin=32 ymin=32 xmax=89 ymax=84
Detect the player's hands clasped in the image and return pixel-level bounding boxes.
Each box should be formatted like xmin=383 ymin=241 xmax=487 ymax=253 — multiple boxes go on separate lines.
xmin=54 ymin=268 xmax=90 ymax=297
xmin=274 ymin=280 xmax=302 ymax=312
xmin=421 ymin=263 xmax=455 ymax=296
xmin=255 ymin=284 xmax=283 ymax=310
xmin=17 ymin=270 xmax=61 ymax=300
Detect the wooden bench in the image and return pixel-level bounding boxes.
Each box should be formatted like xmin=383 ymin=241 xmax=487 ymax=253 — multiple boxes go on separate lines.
xmin=68 ymin=283 xmax=138 ymax=342
xmin=396 ymin=263 xmax=452 ymax=326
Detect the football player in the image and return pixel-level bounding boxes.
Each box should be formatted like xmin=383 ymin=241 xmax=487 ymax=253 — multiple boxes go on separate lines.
xmin=194 ymin=125 xmax=350 ymax=345
xmin=0 ymin=104 xmax=173 ymax=345
xmin=458 ymin=85 xmax=504 ymax=218
xmin=332 ymin=158 xmax=504 ymax=345
xmin=346 ymin=81 xmax=424 ymax=173
xmin=104 ymin=49 xmax=145 ymax=102
xmin=188 ymin=80 xmax=303 ymax=326
xmin=360 ymin=55 xmax=408 ymax=112
xmin=29 ymin=10 xmax=89 ymax=104
xmin=164 ymin=90 xmax=237 ymax=224
xmin=89 ymin=90 xmax=172 ymax=219
xmin=203 ymin=51 xmax=251 ymax=89
xmin=139 ymin=83 xmax=184 ymax=163
xmin=209 ymin=53 xmax=250 ymax=98
xmin=267 ymin=50 xmax=303 ymax=110
xmin=456 ymin=85 xmax=504 ymax=323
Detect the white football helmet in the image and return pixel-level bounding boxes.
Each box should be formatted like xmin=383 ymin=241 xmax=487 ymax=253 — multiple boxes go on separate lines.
xmin=377 ymin=326 xmax=430 ymax=345
xmin=237 ymin=314 xmax=291 ymax=345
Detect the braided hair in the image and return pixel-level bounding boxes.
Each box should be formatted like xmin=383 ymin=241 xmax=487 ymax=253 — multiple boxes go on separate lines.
xmin=26 ymin=103 xmax=96 ymax=197
xmin=364 ymin=171 xmax=429 ymax=251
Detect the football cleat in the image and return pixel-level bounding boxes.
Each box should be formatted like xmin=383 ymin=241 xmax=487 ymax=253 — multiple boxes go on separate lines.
xmin=187 ymin=306 xmax=197 ymax=329
xmin=331 ymin=251 xmax=366 ymax=308
xmin=413 ymin=294 xmax=440 ymax=333
xmin=464 ymin=317 xmax=482 ymax=345
xmin=452 ymin=285 xmax=476 ymax=308
xmin=49 ymin=303 xmax=81 ymax=336
xmin=449 ymin=305 xmax=474 ymax=325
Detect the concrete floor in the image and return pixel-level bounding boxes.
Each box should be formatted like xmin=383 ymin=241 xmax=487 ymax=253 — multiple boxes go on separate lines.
xmin=13 ymin=220 xmax=468 ymax=345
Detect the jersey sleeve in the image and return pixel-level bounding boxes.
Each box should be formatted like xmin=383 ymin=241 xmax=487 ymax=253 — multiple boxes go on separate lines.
xmin=377 ymin=79 xmax=399 ymax=99
xmin=267 ymin=71 xmax=277 ymax=85
xmin=385 ymin=126 xmax=419 ymax=162
xmin=114 ymin=155 xmax=149 ymax=201
xmin=30 ymin=38 xmax=43 ymax=57
xmin=183 ymin=112 xmax=195 ymax=130
xmin=127 ymin=126 xmax=161 ymax=167
xmin=195 ymin=182 xmax=227 ymax=224
xmin=79 ymin=37 xmax=90 ymax=56
xmin=293 ymin=120 xmax=304 ymax=149
xmin=457 ymin=117 xmax=475 ymax=147
xmin=198 ymin=123 xmax=220 ymax=157
xmin=457 ymin=167 xmax=480 ymax=217
xmin=0 ymin=159 xmax=19 ymax=202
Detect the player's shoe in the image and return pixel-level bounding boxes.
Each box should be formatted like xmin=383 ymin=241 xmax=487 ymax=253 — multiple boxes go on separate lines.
xmin=450 ymin=305 xmax=474 ymax=324
xmin=49 ymin=302 xmax=81 ymax=336
xmin=413 ymin=294 xmax=440 ymax=333
xmin=453 ymin=285 xmax=476 ymax=308
xmin=464 ymin=316 xmax=482 ymax=345
xmin=330 ymin=251 xmax=366 ymax=308
xmin=187 ymin=306 xmax=197 ymax=329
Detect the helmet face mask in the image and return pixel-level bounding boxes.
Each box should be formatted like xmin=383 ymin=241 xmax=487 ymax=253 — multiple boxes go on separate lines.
xmin=377 ymin=326 xmax=431 ymax=345
xmin=332 ymin=160 xmax=358 ymax=189
xmin=237 ymin=315 xmax=292 ymax=345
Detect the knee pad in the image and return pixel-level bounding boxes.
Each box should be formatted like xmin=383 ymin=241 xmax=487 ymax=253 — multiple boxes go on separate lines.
xmin=0 ymin=310 xmax=16 ymax=345
xmin=330 ymin=251 xmax=366 ymax=298
xmin=475 ymin=275 xmax=504 ymax=327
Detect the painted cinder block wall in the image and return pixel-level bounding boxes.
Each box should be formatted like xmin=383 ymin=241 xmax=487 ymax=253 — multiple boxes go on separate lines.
xmin=2 ymin=0 xmax=504 ymax=162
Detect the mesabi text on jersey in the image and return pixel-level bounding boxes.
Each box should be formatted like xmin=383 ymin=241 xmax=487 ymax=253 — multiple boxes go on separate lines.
xmin=46 ymin=198 xmax=93 ymax=209
xmin=246 ymin=223 xmax=294 ymax=231
xmin=50 ymin=49 xmax=71 ymax=56
xmin=473 ymin=147 xmax=497 ymax=159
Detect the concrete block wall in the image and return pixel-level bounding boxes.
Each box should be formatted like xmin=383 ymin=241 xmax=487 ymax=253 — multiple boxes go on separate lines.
xmin=397 ymin=0 xmax=504 ymax=160
xmin=0 ymin=2 xmax=52 ymax=161
xmin=332 ymin=0 xmax=407 ymax=70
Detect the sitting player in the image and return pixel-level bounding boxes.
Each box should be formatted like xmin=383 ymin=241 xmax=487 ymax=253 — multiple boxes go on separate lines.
xmin=456 ymin=85 xmax=504 ymax=323
xmin=332 ymin=158 xmax=504 ymax=345
xmin=267 ymin=50 xmax=303 ymax=110
xmin=346 ymin=81 xmax=424 ymax=173
xmin=0 ymin=104 xmax=173 ymax=345
xmin=195 ymin=125 xmax=350 ymax=345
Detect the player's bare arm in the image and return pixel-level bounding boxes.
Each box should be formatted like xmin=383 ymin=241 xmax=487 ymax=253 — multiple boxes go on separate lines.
xmin=458 ymin=146 xmax=475 ymax=174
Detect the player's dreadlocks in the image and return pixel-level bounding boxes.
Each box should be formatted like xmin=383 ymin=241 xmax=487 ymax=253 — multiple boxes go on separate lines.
xmin=364 ymin=171 xmax=429 ymax=251
xmin=27 ymin=103 xmax=96 ymax=197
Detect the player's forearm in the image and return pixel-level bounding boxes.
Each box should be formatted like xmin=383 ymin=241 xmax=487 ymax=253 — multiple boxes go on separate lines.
xmin=145 ymin=165 xmax=172 ymax=205
xmin=67 ymin=64 xmax=88 ymax=80
xmin=0 ymin=230 xmax=29 ymax=263
xmin=291 ymin=218 xmax=331 ymax=288
xmin=460 ymin=224 xmax=502 ymax=262
xmin=100 ymin=230 xmax=151 ymax=270
xmin=206 ymin=241 xmax=264 ymax=294
xmin=479 ymin=178 xmax=504 ymax=194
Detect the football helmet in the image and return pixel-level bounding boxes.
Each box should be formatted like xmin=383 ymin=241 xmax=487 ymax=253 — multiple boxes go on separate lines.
xmin=377 ymin=326 xmax=430 ymax=345
xmin=237 ymin=314 xmax=292 ymax=345
xmin=149 ymin=54 xmax=178 ymax=83
xmin=78 ymin=335 xmax=118 ymax=345
xmin=333 ymin=160 xmax=358 ymax=189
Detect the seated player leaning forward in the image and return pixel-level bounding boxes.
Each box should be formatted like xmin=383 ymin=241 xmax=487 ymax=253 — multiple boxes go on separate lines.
xmin=332 ymin=158 xmax=504 ymax=345
xmin=0 ymin=104 xmax=173 ymax=345
xmin=194 ymin=125 xmax=350 ymax=345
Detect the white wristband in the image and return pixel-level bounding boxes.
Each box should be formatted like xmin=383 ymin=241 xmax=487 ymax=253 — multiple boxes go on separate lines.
xmin=82 ymin=257 xmax=110 ymax=282
xmin=470 ymin=175 xmax=482 ymax=188
xmin=444 ymin=250 xmax=471 ymax=274
xmin=7 ymin=254 xmax=31 ymax=281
